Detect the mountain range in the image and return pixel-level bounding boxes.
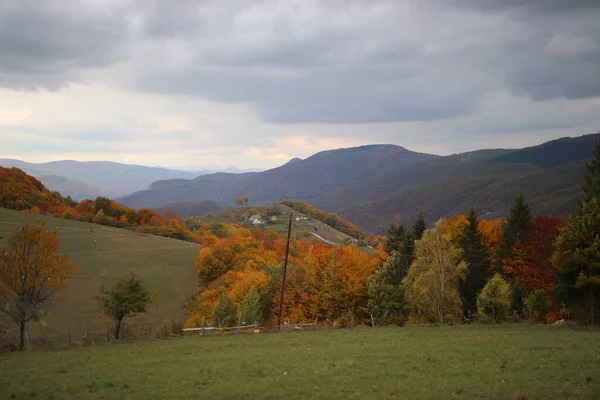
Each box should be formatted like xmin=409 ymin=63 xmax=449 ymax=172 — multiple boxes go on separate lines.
xmin=0 ymin=160 xmax=260 ymax=201
xmin=3 ymin=134 xmax=597 ymax=234
xmin=117 ymin=134 xmax=599 ymax=233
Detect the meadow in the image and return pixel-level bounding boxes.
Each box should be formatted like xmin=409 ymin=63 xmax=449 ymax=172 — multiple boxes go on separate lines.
xmin=0 ymin=208 xmax=199 ymax=348
xmin=1 ymin=324 xmax=600 ymax=399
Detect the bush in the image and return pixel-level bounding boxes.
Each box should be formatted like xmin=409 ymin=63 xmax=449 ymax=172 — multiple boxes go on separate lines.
xmin=524 ymin=289 xmax=552 ymax=323
xmin=477 ymin=274 xmax=511 ymax=323
xmin=154 ymin=319 xmax=184 ymax=338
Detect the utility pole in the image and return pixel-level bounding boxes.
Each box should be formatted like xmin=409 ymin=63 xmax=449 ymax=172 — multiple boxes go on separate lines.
xmin=277 ymin=213 xmax=293 ymax=327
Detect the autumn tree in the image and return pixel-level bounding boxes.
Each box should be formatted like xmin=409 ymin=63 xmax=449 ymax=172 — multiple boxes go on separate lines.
xmin=212 ymin=292 xmax=236 ymax=327
xmin=237 ymin=287 xmax=263 ymax=325
xmin=403 ymin=219 xmax=466 ymax=324
xmin=503 ymin=216 xmax=565 ymax=295
xmin=458 ymin=208 xmax=491 ymax=319
xmin=497 ymin=193 xmax=532 ymax=269
xmin=98 ymin=273 xmax=152 ymax=340
xmin=477 ymin=274 xmax=511 ymax=323
xmin=0 ymin=221 xmax=78 ymax=350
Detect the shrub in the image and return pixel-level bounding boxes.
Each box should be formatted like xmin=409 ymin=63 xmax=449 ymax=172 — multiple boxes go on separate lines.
xmin=477 ymin=274 xmax=511 ymax=323
xmin=154 ymin=319 xmax=184 ymax=338
xmin=524 ymin=289 xmax=552 ymax=323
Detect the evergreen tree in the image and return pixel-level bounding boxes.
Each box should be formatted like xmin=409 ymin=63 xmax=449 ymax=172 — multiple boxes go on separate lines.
xmin=385 ymin=223 xmax=406 ymax=255
xmin=581 ymin=141 xmax=600 ymax=204
xmin=553 ymin=199 xmax=600 ymax=324
xmin=553 ymin=143 xmax=600 ymax=324
xmin=497 ymin=193 xmax=532 ymax=270
xmin=412 ymin=212 xmax=427 ymax=241
xmin=458 ymin=208 xmax=491 ymax=319
xmin=367 ymin=253 xmax=407 ymax=325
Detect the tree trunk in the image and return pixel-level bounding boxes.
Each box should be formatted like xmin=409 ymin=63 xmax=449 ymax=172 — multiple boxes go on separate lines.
xmin=115 ymin=318 xmax=123 ymax=340
xmin=19 ymin=320 xmax=26 ymax=351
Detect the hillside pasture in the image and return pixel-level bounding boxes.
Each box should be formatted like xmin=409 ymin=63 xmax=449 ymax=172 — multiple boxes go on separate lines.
xmin=0 ymin=209 xmax=199 ymax=349
xmin=193 ymin=204 xmax=359 ymax=245
xmin=1 ymin=325 xmax=600 ymax=399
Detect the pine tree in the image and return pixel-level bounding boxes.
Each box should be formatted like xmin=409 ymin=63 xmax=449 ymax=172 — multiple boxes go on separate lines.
xmin=497 ymin=193 xmax=532 ymax=270
xmin=553 ymin=141 xmax=600 ymax=324
xmin=553 ymin=199 xmax=600 ymax=324
xmin=412 ymin=213 xmax=427 ymax=241
xmin=385 ymin=223 xmax=406 ymax=255
xmin=458 ymin=208 xmax=491 ymax=319
xmin=367 ymin=253 xmax=407 ymax=325
xmin=581 ymin=141 xmax=600 ymax=204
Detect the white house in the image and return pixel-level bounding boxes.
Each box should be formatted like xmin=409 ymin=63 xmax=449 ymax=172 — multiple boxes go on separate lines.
xmin=249 ymin=215 xmax=264 ymax=224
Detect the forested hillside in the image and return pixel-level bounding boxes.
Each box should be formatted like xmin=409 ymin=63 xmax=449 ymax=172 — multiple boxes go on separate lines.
xmin=117 ymin=134 xmax=599 ymax=233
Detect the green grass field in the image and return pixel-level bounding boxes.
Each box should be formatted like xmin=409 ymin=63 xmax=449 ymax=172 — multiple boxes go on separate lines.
xmin=0 ymin=209 xmax=199 ymax=348
xmin=1 ymin=325 xmax=600 ymax=399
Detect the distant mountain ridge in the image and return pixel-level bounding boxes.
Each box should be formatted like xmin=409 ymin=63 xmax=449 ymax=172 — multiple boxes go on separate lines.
xmin=118 ymin=144 xmax=439 ymax=208
xmin=0 ymin=159 xmax=201 ymax=200
xmin=118 ymin=134 xmax=599 ymax=233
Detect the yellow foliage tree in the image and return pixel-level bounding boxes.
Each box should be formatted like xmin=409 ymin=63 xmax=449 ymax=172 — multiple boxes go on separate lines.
xmin=0 ymin=221 xmax=79 ymax=349
xmin=403 ymin=219 xmax=466 ymax=324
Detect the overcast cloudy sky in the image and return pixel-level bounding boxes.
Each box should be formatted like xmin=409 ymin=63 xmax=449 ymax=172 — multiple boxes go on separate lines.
xmin=1 ymin=0 xmax=599 ymax=170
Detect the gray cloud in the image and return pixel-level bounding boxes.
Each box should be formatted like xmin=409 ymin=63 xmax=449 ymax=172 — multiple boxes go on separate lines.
xmin=0 ymin=0 xmax=598 ymax=126
xmin=0 ymin=0 xmax=129 ymax=89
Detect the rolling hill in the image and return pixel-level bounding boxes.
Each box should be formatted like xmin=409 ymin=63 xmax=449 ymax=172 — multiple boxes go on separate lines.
xmin=0 ymin=208 xmax=199 ymax=348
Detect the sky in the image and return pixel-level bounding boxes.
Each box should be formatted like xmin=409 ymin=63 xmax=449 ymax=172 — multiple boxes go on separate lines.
xmin=0 ymin=0 xmax=599 ymax=170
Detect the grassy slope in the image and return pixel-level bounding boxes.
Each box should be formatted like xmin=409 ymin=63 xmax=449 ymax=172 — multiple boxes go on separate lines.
xmin=0 ymin=209 xmax=199 ymax=347
xmin=2 ymin=325 xmax=600 ymax=399
xmin=196 ymin=204 xmax=358 ymax=245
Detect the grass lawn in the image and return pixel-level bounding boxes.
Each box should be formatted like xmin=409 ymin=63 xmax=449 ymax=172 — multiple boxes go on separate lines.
xmin=0 ymin=209 xmax=199 ymax=347
xmin=1 ymin=325 xmax=600 ymax=399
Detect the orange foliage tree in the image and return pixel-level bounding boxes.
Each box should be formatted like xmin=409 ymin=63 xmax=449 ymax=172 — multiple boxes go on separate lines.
xmin=0 ymin=221 xmax=79 ymax=350
xmin=503 ymin=216 xmax=566 ymax=294
xmin=276 ymin=242 xmax=379 ymax=323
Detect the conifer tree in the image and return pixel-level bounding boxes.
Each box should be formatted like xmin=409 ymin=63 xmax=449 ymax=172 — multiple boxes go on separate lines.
xmin=385 ymin=223 xmax=406 ymax=255
xmin=581 ymin=141 xmax=600 ymax=204
xmin=553 ymin=141 xmax=600 ymax=324
xmin=412 ymin=212 xmax=427 ymax=241
xmin=458 ymin=208 xmax=491 ymax=318
xmin=497 ymin=193 xmax=532 ymax=270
